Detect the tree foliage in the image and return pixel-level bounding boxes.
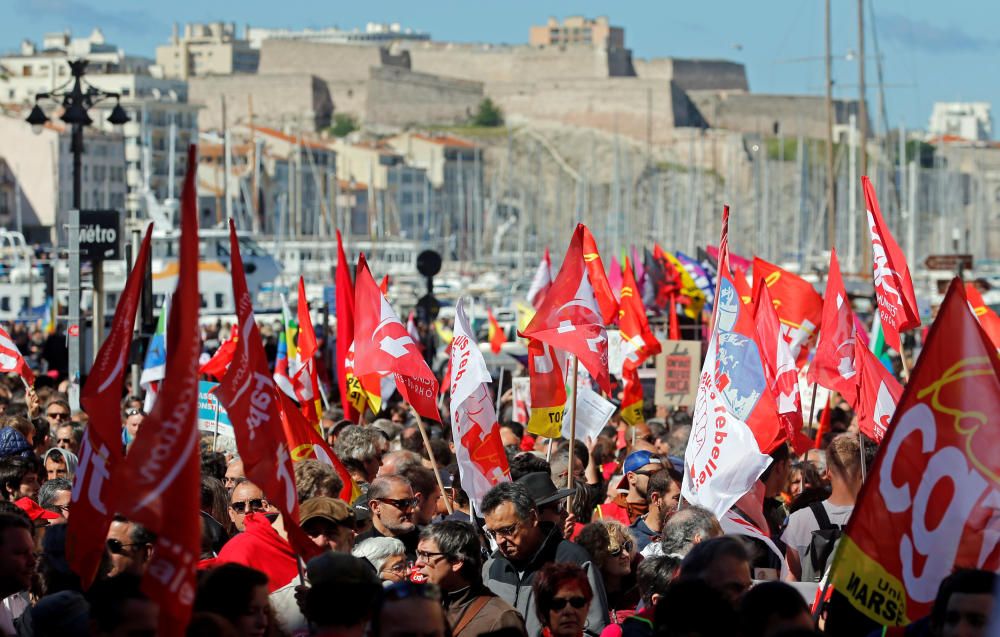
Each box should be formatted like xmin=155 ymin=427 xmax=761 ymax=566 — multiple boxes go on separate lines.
xmin=470 ymin=98 xmax=504 ymax=128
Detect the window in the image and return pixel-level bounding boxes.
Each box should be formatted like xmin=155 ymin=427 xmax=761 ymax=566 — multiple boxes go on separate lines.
xmin=0 ymin=297 xmax=9 ymax=312
xmin=215 ymin=293 xmax=225 ymax=308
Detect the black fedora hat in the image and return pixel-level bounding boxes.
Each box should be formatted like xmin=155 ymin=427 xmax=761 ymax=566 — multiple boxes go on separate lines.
xmin=516 ymin=471 xmax=574 ymax=507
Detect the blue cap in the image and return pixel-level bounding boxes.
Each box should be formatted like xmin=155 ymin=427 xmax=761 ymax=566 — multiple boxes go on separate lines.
xmin=622 ymin=450 xmax=662 ymax=475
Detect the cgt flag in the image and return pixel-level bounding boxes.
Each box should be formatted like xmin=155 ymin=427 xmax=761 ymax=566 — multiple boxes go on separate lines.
xmin=809 ymin=249 xmax=860 ymax=406
xmin=449 ymin=298 xmax=511 ymax=515
xmin=682 ymin=206 xmax=782 ymax=519
xmin=198 ymin=324 xmax=238 ymax=380
xmin=618 ymin=257 xmax=661 ymax=427
xmin=488 ymin=309 xmax=506 ymax=354
xmin=335 ymin=230 xmax=361 ymax=422
xmin=215 ymin=220 xmax=322 ymax=562
xmin=113 ymin=147 xmax=200 ymax=637
xmin=354 ymin=255 xmax=440 ymax=421
xmin=525 ymin=338 xmax=566 ymax=438
xmin=279 ymin=390 xmax=359 ymax=503
xmin=966 ymin=283 xmax=1000 ymax=352
xmin=66 ymin=223 xmax=152 ymax=589
xmin=830 ymin=278 xmax=1000 ymax=626
xmin=522 ymin=224 xmax=613 ymax=394
xmin=853 ymin=343 xmax=903 ymax=443
xmin=294 ymin=276 xmax=322 ymax=426
xmin=864 ymin=176 xmax=920 ymax=352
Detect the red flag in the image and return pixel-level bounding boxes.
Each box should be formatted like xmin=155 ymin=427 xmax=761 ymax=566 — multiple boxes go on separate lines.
xmin=752 ymin=257 xmax=823 ymax=362
xmin=966 ymin=283 xmax=1000 ymax=351
xmin=354 ymin=255 xmax=441 ymax=421
xmin=864 ymin=176 xmax=920 ymax=352
xmin=830 ymin=278 xmax=1000 ymax=626
xmin=813 ymin=393 xmax=831 ymax=449
xmin=620 ymin=364 xmax=645 ymax=426
xmin=525 ymin=338 xmax=567 ymax=438
xmin=0 ymin=327 xmax=34 ymax=386
xmin=732 ymin=267 xmax=753 ymax=305
xmin=113 ymin=147 xmax=200 ymax=636
xmin=67 ymin=224 xmax=152 ymax=589
xmin=214 ymin=220 xmax=322 ymax=564
xmin=526 ymin=248 xmax=553 ymax=309
xmin=487 ymin=309 xmax=506 ymax=354
xmin=279 ymin=391 xmax=359 ymax=503
xmin=198 ymin=324 xmax=238 ymax=380
xmin=522 ymin=224 xmax=612 ymax=393
xmin=854 ymin=344 xmax=903 ymax=443
xmin=752 ymin=280 xmax=805 ymax=453
xmin=581 ymin=228 xmax=620 ymax=325
xmin=294 ymin=277 xmax=322 ymax=426
xmin=379 ymin=274 xmax=390 ymax=296
xmin=618 ymin=257 xmax=661 ymax=367
xmin=335 ymin=231 xmax=361 ymax=422
xmin=809 ymin=249 xmax=860 ymax=406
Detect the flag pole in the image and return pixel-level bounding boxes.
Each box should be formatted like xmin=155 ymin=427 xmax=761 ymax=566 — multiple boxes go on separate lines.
xmin=806 ymin=381 xmax=819 ymax=433
xmin=567 ymin=356 xmax=579 ymax=500
xmin=496 ymin=366 xmax=505 ymax=412
xmin=212 ymin=399 xmax=221 ymax=452
xmin=409 ymin=405 xmax=453 ymax=515
xmin=898 ymin=342 xmax=911 ymax=381
xmin=858 ymin=432 xmax=867 ymax=482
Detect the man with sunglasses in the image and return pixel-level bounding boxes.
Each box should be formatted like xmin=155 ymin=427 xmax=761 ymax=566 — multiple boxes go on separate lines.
xmin=43 ymin=398 xmax=71 ymax=431
xmin=481 ymin=482 xmax=609 ymax=637
xmin=356 ymin=475 xmax=420 ymax=560
xmin=106 ymin=515 xmax=156 ymax=577
xmin=229 ymin=479 xmax=270 ymax=533
xmin=615 ymin=451 xmax=663 ymax=525
xmin=416 ymin=521 xmax=526 ymax=637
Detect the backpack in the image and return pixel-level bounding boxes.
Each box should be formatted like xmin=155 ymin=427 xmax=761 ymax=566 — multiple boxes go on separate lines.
xmin=800 ymin=501 xmax=842 ymax=583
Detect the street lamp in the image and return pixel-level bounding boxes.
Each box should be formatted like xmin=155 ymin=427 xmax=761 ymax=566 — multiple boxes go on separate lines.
xmin=25 ymin=58 xmax=130 ymax=411
xmin=26 ymin=59 xmax=129 ymax=209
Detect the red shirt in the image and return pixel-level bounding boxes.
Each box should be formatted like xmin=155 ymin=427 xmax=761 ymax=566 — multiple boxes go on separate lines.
xmin=216 ymin=513 xmax=299 ymax=592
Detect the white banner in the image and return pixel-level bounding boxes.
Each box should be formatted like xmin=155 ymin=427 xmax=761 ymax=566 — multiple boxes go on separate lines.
xmin=681 ymin=333 xmax=772 ymax=518
xmin=449 ymin=298 xmax=511 ymax=515
xmin=511 ymin=377 xmax=530 ymax=424
xmin=562 ymin=385 xmax=616 ymax=443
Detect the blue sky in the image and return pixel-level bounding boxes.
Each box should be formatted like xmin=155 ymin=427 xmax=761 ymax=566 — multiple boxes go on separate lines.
xmin=5 ymin=0 xmax=998 ymax=135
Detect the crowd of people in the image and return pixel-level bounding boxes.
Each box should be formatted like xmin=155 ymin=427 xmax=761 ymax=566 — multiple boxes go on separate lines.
xmin=0 ymin=329 xmax=993 ymax=637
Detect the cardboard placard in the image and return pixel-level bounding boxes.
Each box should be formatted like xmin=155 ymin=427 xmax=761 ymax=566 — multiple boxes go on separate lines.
xmin=654 ymin=340 xmax=701 ymax=408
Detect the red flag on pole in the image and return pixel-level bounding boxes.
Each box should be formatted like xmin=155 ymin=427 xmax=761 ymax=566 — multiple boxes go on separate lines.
xmin=294 ymin=276 xmax=322 ymax=426
xmin=214 ymin=220 xmax=322 ymax=563
xmin=751 ymin=257 xmax=824 ymax=362
xmin=809 ymin=249 xmax=860 ymax=406
xmin=864 ymin=176 xmax=920 ymax=352
xmin=522 ymin=224 xmax=613 ymax=394
xmin=487 ymin=309 xmax=506 ymax=354
xmin=66 ymin=223 xmax=152 ymax=589
xmin=198 ymin=324 xmax=238 ymax=380
xmin=526 ymin=248 xmax=553 ymax=309
xmin=752 ymin=280 xmax=806 ymax=453
xmin=379 ymin=274 xmax=390 ymax=296
xmin=581 ymin=228 xmax=620 ymax=325
xmin=112 ymin=147 xmax=200 ymax=636
xmin=618 ymin=257 xmax=662 ymax=367
xmin=525 ymin=338 xmax=567 ymax=438
xmin=354 ymin=255 xmax=441 ymax=421
xmin=0 ymin=327 xmax=34 ymax=386
xmin=853 ymin=344 xmax=903 ymax=443
xmin=279 ymin=390 xmax=359 ymax=503
xmin=830 ymin=278 xmax=1000 ymax=626
xmin=335 ymin=231 xmax=361 ymax=422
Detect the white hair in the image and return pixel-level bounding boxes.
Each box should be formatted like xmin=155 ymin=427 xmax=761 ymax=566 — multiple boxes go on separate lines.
xmin=351 ymin=537 xmax=406 ymax=573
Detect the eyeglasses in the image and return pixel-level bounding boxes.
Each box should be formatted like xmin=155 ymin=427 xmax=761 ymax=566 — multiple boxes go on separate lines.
xmin=383 ymin=561 xmax=409 ymax=574
xmin=125 ymin=408 xmax=144 ymax=417
xmin=376 ymin=497 xmax=417 ymax=511
xmin=415 ymin=550 xmax=449 ymax=563
xmin=550 ymin=596 xmax=588 ymax=611
xmin=106 ymin=539 xmax=144 ymax=555
xmin=57 ymin=438 xmax=74 ymax=445
xmin=230 ymin=498 xmax=267 ymax=514
xmin=47 ymin=411 xmax=70 ymax=421
xmin=484 ymin=521 xmax=521 ymax=541
xmin=608 ymin=540 xmax=634 ymax=558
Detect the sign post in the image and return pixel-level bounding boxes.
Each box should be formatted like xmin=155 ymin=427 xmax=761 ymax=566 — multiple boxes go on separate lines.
xmin=67 ymin=209 xmax=81 ymax=411
xmin=79 ymin=209 xmax=122 ymax=373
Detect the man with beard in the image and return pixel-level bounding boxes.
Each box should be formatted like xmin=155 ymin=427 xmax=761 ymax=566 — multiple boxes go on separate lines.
xmin=629 ymin=468 xmax=681 ymax=552
xmin=615 ymin=451 xmax=663 ymax=525
xmin=355 ymin=475 xmax=420 ymax=560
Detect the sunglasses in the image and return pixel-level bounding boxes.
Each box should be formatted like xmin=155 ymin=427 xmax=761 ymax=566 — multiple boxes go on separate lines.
xmin=230 ymin=498 xmax=267 ymax=514
xmin=376 ymin=497 xmax=417 ymax=511
xmin=608 ymin=540 xmax=634 ymax=557
xmin=551 ymin=596 xmax=588 ymax=611
xmin=106 ymin=539 xmax=144 ymax=556
xmin=125 ymin=408 xmax=144 ymax=417
xmin=47 ymin=412 xmax=70 ymax=420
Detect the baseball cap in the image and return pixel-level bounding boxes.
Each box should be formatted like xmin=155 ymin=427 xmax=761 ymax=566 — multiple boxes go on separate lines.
xmin=616 ymin=451 xmax=663 ymax=490
xmin=15 ymin=497 xmax=61 ymax=524
xmin=299 ymin=497 xmax=354 ymax=526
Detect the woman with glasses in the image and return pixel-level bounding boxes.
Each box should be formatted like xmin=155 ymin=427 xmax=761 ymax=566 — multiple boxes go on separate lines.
xmin=575 ymin=521 xmax=640 ymax=623
xmin=352 ymin=536 xmax=409 ymax=584
xmin=532 ymin=563 xmax=595 ymax=637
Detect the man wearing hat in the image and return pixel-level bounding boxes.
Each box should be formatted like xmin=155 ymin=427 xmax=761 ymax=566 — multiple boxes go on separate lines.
xmin=515 ymin=472 xmax=574 ymax=536
xmin=616 ymin=450 xmax=664 ymax=525
xmin=299 ymin=496 xmax=358 ymax=553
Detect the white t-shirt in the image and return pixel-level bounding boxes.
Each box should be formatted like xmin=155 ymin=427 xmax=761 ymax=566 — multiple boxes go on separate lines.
xmin=780 ymin=501 xmax=854 ymax=559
